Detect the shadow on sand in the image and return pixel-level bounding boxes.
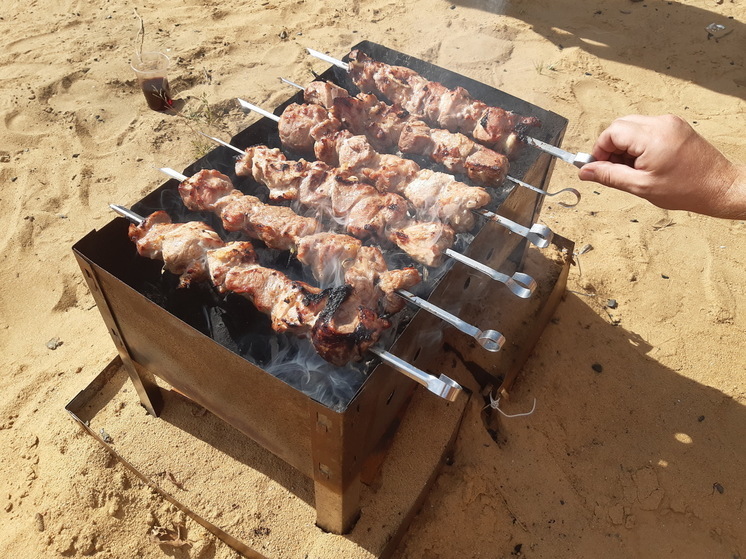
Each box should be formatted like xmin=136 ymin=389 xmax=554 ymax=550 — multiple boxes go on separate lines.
xmin=392 ymin=288 xmax=746 ymax=557
xmin=453 ymin=0 xmax=744 ymax=99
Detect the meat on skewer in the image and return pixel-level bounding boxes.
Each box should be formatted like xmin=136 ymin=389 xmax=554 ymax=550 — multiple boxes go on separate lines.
xmin=236 ymin=139 xmax=487 ymax=233
xmin=282 ymin=77 xmax=580 ymax=208
xmin=229 ymin=145 xmax=456 ymax=267
xmin=301 ymin=80 xmax=510 ymax=187
xmin=178 ymin=168 xmax=421 ymax=315
xmin=128 ymin=210 xmax=395 ymax=365
xmin=344 ymin=49 xmax=540 ymax=156
xmin=169 ymin=168 xmax=505 ymax=351
xmin=235 ymin=101 xmax=555 ymax=254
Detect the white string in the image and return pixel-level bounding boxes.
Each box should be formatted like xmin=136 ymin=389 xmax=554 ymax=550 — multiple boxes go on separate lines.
xmin=483 ymin=393 xmax=537 ymax=418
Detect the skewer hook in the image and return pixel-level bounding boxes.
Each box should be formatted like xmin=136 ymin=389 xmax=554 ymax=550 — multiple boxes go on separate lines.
xmin=110 ymin=204 xmax=145 ymax=226
xmin=444 ymin=249 xmax=536 ymax=299
xmin=396 ymin=289 xmax=504 ymax=351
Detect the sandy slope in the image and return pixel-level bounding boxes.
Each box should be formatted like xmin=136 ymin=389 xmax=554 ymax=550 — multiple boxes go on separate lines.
xmin=0 ymin=0 xmax=744 ymax=557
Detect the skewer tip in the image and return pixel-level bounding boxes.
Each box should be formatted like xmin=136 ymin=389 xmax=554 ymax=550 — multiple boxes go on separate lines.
xmin=109 ymin=204 xmax=145 ymax=226
xmin=159 ymin=167 xmax=188 ymax=182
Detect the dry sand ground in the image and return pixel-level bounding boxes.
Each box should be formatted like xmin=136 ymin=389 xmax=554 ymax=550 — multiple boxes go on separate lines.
xmin=1 ymin=0 xmax=744 ymax=557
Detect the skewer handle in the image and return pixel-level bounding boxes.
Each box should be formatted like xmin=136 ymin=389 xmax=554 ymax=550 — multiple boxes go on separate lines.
xmin=396 ymin=289 xmax=504 ymax=351
xmin=444 ymin=249 xmax=536 ymax=299
xmin=369 ymin=346 xmax=463 ymax=402
xmin=199 ymin=132 xmax=246 ymax=156
xmin=237 ymin=98 xmax=281 ymax=122
xmin=475 ymin=210 xmax=553 ymax=249
xmin=160 ymin=167 xmax=188 ymax=182
xmin=506 ymin=175 xmax=581 ymax=208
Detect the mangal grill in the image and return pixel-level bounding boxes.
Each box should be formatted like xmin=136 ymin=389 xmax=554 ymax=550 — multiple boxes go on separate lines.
xmin=71 ymin=41 xmax=573 ymax=539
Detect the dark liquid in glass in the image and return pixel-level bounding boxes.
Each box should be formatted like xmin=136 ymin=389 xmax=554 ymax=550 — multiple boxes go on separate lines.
xmin=140 ymin=77 xmax=173 ymax=111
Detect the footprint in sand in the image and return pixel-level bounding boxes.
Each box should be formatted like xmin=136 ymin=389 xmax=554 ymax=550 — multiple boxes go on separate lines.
xmin=3 ymin=109 xmax=46 ymax=138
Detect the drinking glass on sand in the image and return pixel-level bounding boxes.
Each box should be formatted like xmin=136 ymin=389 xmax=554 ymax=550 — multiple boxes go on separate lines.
xmin=131 ymin=52 xmax=173 ymax=111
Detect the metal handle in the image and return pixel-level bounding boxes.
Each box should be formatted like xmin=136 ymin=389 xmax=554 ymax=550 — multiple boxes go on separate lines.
xmin=444 ymin=249 xmax=536 ymax=299
xmin=573 ymin=152 xmax=595 ymax=168
xmin=307 ymin=48 xmax=349 ymax=70
xmin=369 ymin=346 xmax=463 ymax=402
xmin=474 ymin=209 xmax=553 ymax=249
xmin=507 ymin=175 xmax=581 ymax=208
xmin=397 ymin=289 xmax=504 ymax=352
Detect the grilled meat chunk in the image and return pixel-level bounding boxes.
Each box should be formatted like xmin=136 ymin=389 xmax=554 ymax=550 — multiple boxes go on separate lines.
xmin=347 ymin=49 xmax=540 ymax=155
xmin=389 ymin=222 xmax=455 ymax=268
xmin=129 ymin=211 xmax=223 ymax=287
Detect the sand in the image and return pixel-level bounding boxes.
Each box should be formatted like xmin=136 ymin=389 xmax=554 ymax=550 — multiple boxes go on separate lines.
xmin=0 ymin=0 xmax=744 ymax=557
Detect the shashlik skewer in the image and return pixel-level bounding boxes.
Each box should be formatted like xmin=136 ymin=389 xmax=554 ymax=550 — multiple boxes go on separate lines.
xmin=280 ymin=77 xmax=580 ymax=208
xmin=283 ymin=78 xmax=511 ymax=187
xmin=160 ymin=167 xmax=505 ymax=352
xmin=109 ymin=204 xmax=463 ymax=401
xmin=235 ymin=98 xmax=553 ymax=250
xmin=307 ymin=48 xmax=595 ymax=167
xmin=200 ymin=133 xmax=537 ymax=299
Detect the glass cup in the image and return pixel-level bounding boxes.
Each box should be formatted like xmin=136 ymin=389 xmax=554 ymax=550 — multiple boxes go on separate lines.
xmin=131 ymin=52 xmax=173 ymax=111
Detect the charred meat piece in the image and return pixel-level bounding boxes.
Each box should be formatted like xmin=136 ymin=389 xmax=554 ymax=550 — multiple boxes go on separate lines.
xmin=296 ymin=232 xmax=362 ymax=284
xmin=215 ymin=191 xmax=319 ymax=251
xmin=127 ymin=212 xmax=400 ymax=365
xmin=278 ymin=103 xmax=342 ymax=154
xmin=236 ymin=146 xmax=308 ymax=201
xmin=402 ymin=169 xmax=489 ymax=232
xmin=225 ymin=265 xmax=326 ymax=335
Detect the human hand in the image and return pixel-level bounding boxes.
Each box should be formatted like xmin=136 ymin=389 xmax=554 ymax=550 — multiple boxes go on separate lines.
xmin=578 ymin=115 xmax=746 ymax=219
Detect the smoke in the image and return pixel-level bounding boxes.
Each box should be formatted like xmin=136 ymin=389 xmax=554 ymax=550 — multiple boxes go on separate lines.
xmin=263 ymin=335 xmax=367 ymax=412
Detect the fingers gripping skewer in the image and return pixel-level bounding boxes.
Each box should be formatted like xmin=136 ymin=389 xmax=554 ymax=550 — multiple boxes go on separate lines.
xmin=279 ymin=77 xmax=580 ymax=209
xmin=305 ymin=48 xmax=594 ymax=173
xmin=157 ymin=165 xmax=506 ymax=351
xmin=201 ymin=130 xmax=535 ymax=298
xmin=109 ymin=203 xmax=464 ymax=401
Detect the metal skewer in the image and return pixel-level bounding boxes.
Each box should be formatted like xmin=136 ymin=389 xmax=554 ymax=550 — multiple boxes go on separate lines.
xmin=306 ymin=48 xmax=594 ymax=171
xmin=369 ymin=346 xmax=462 ymax=401
xmin=237 ymin=97 xmax=552 ymax=250
xmin=109 ymin=203 xmax=464 ymax=401
xmin=157 ymin=165 xmax=506 ymax=351
xmin=202 ymin=129 xmax=536 ymax=298
xmin=280 ymin=76 xmax=580 ymax=208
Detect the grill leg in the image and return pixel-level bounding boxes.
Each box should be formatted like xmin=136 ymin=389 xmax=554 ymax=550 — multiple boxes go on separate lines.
xmin=310 ymin=408 xmax=361 ymax=534
xmin=313 ymin=475 xmax=361 ymax=534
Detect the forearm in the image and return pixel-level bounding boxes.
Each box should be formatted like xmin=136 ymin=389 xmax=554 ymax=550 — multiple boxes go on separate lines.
xmin=715 ymin=163 xmax=746 ymax=220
